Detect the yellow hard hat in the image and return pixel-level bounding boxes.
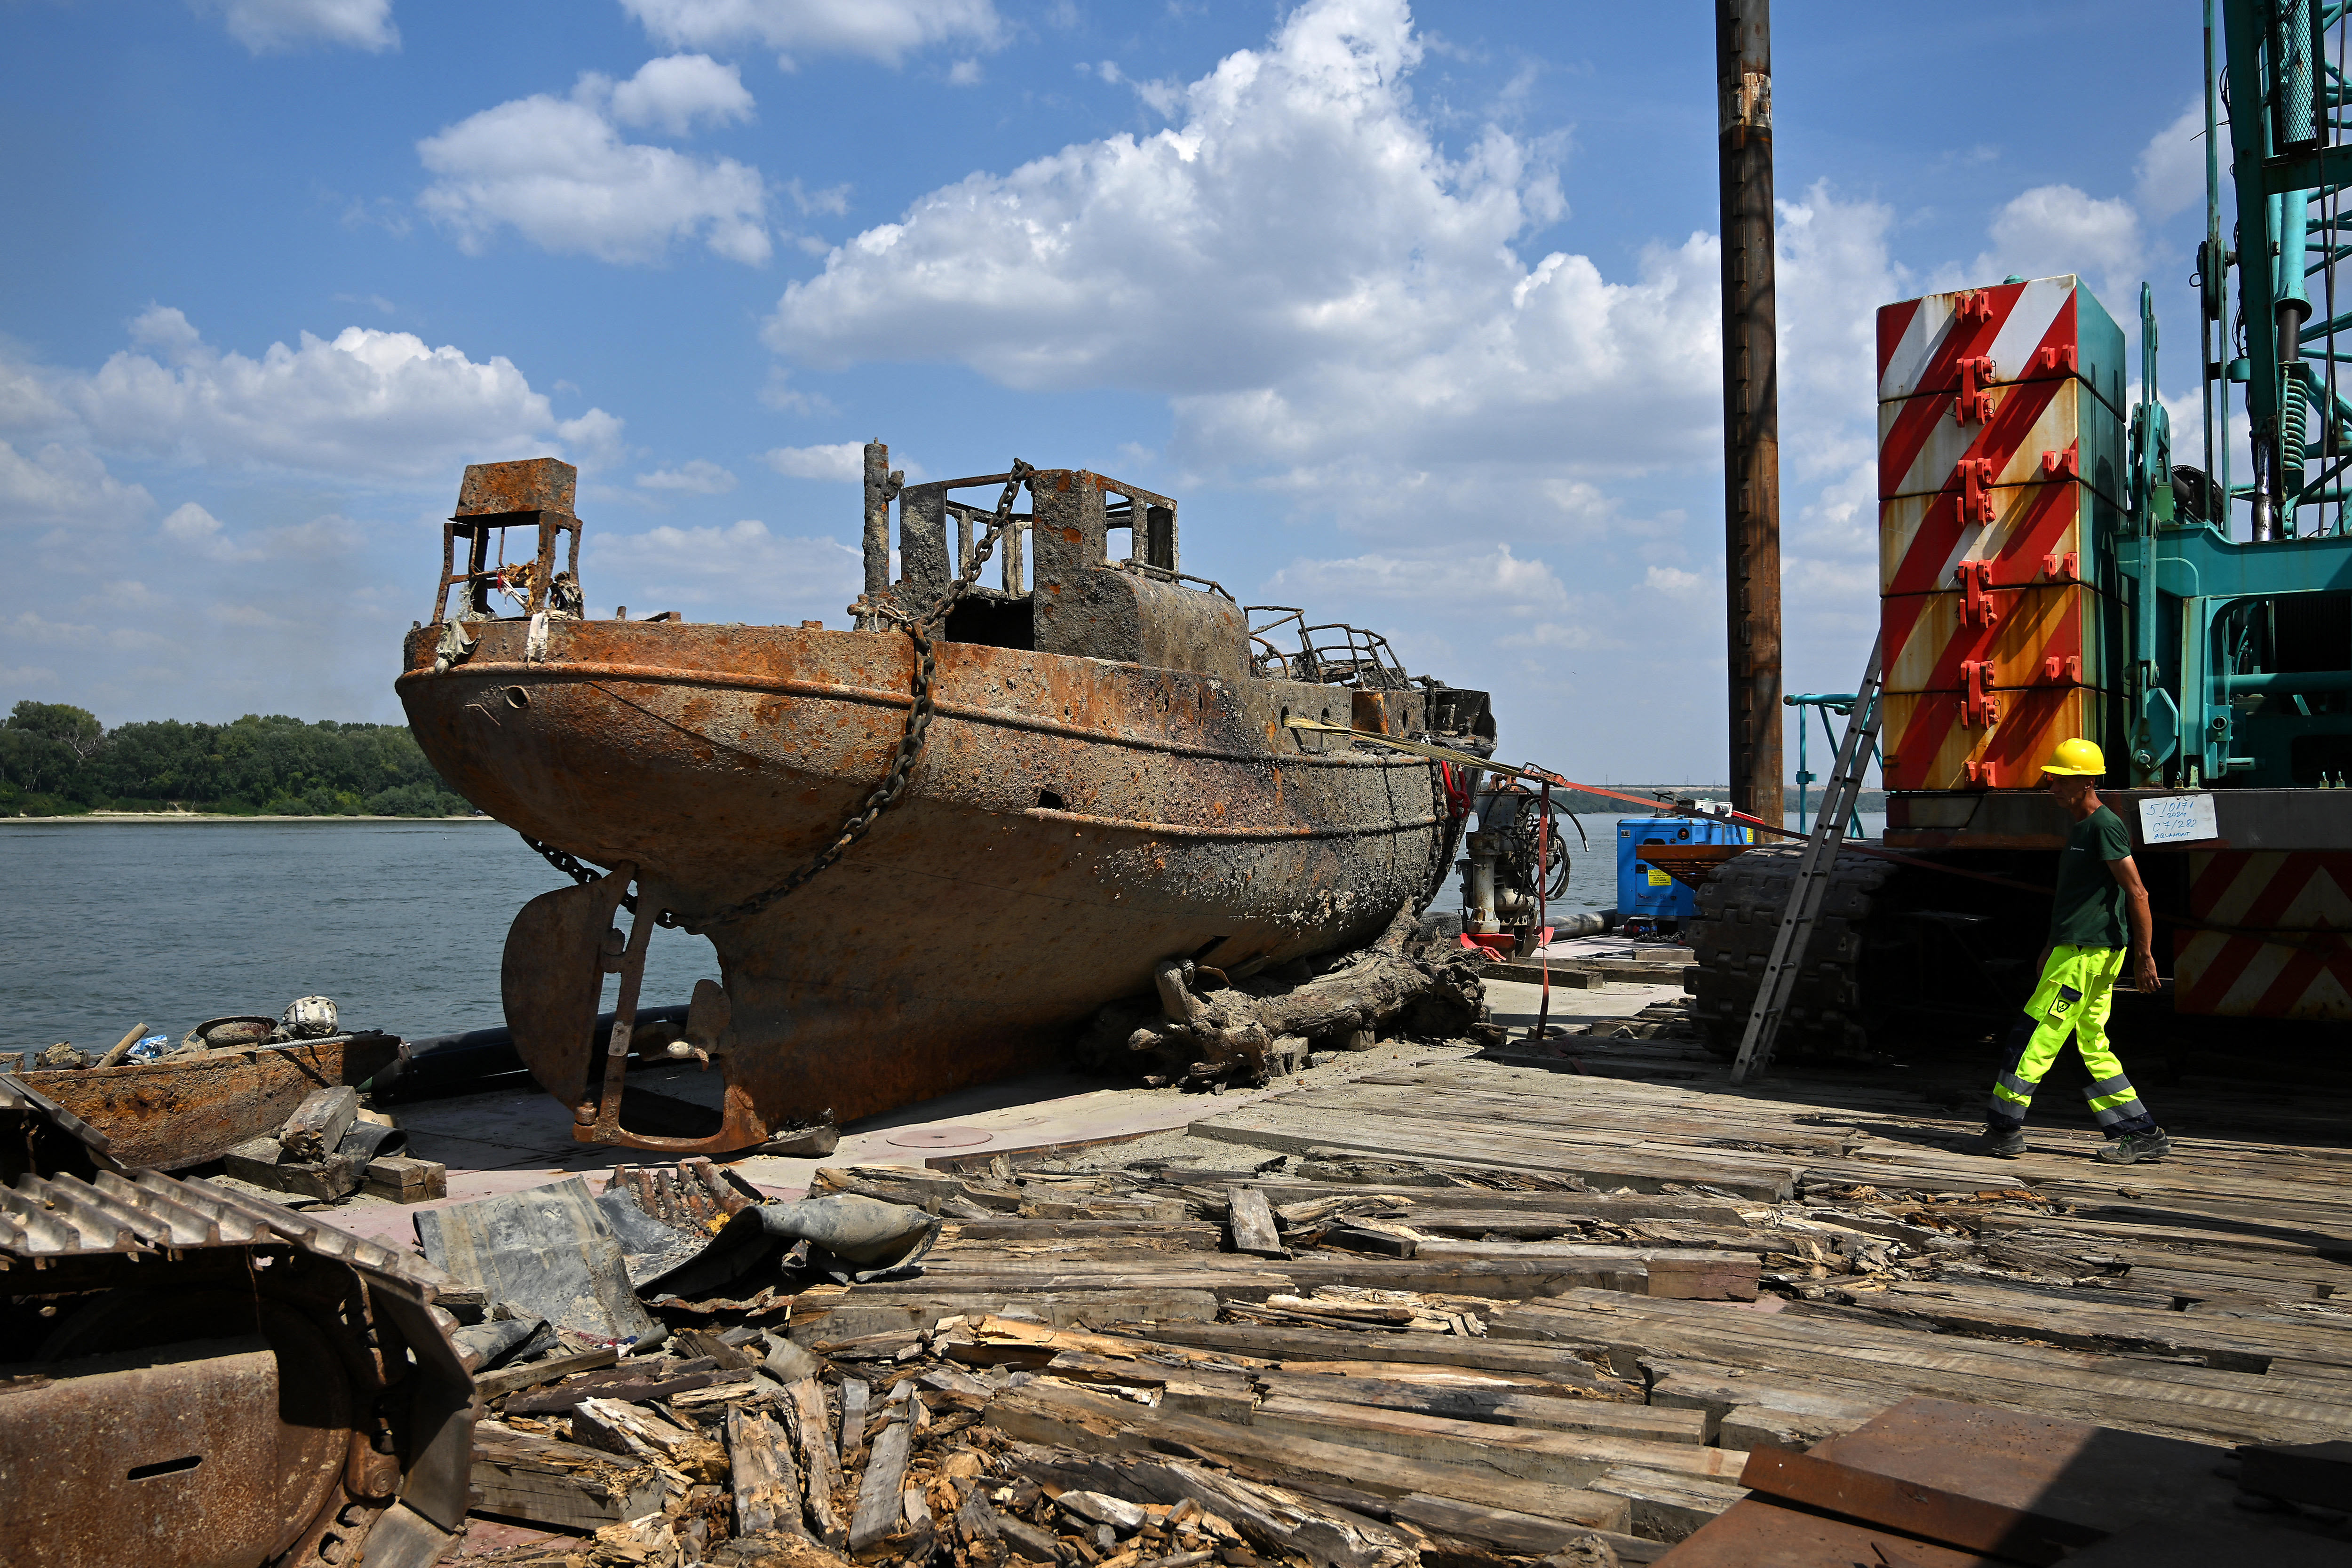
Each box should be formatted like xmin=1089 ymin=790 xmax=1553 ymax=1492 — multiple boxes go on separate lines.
xmin=2042 ymin=738 xmax=2106 ymax=777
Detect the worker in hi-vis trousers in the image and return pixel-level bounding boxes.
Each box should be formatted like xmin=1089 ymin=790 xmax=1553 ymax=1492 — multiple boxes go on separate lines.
xmin=1971 ymin=738 xmax=2172 ymax=1165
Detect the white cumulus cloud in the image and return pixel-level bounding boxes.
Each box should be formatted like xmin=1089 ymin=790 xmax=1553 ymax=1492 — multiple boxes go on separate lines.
xmin=621 ymin=0 xmax=1001 ymax=67
xmin=601 ymin=54 xmax=756 ymax=137
xmin=761 ymin=442 xmax=866 ymax=480
xmin=419 ymin=71 xmax=771 ymax=266
xmin=0 ymin=441 xmax=154 ymax=536
xmin=2134 ymin=100 xmax=2209 ymax=222
xmin=637 ymin=458 xmax=738 ymax=493
xmin=556 ymin=408 xmax=631 ymax=471
xmin=761 ymin=0 xmax=1753 ymax=531
xmin=4 ymin=306 xmax=616 ymax=482
xmin=1972 ymin=184 xmax=2143 ymax=298
xmin=588 ymin=519 xmax=860 ymax=617
xmin=201 ymin=0 xmax=397 ymax=54
xmin=160 ymin=501 xmax=246 ymax=560
xmin=1263 ymin=543 xmax=1568 ymax=613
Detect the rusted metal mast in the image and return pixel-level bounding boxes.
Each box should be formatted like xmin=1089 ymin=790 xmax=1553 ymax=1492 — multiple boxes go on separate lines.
xmin=1716 ymin=0 xmax=1784 ymax=828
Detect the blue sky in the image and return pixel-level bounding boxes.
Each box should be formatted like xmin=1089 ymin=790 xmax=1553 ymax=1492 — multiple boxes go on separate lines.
xmin=1 ymin=0 xmax=2218 ymax=783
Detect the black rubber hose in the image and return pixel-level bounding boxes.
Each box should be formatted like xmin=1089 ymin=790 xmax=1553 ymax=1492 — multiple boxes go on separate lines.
xmin=364 ymin=1004 xmax=691 ymax=1100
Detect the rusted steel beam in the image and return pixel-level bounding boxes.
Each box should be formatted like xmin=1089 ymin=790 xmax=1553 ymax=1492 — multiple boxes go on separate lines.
xmin=1717 ymin=0 xmax=1785 ymax=828
xmin=20 ymin=1035 xmax=402 ymax=1171
xmin=860 ymin=440 xmax=899 ymax=625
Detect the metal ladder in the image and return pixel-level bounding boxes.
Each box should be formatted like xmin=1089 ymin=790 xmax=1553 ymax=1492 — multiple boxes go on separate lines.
xmin=1730 ymin=636 xmax=1886 ymax=1085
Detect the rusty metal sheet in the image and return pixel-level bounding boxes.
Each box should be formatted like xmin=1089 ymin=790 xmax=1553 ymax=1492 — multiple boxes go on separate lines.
xmin=0 ymin=1137 xmax=477 ymax=1568
xmin=1658 ymin=1498 xmax=2007 ymax=1567
xmin=18 ymin=1034 xmax=403 ymax=1171
xmin=1666 ymin=1395 xmax=2319 ymax=1566
xmin=0 ymin=1336 xmax=340 ymax=1568
xmin=2239 ymin=1440 xmax=2352 ymax=1512
xmin=1738 ymin=1447 xmax=2103 ymax=1565
xmin=2059 ymin=1518 xmax=2352 ymax=1567
xmin=0 ymin=1071 xmax=115 ymax=1184
xmin=1801 ymin=1397 xmax=2287 ymax=1539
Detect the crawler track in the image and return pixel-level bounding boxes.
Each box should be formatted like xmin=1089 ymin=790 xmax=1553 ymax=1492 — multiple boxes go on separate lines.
xmin=1685 ymin=845 xmax=1902 ymax=1063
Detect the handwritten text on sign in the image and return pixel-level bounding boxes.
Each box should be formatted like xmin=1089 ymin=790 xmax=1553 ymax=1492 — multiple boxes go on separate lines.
xmin=2139 ymin=793 xmax=2219 ymax=846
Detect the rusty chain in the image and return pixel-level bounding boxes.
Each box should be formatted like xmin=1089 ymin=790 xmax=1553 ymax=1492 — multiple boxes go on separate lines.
xmin=522 ymin=461 xmax=1035 ymax=935
xmin=519 ymin=834 xmax=684 ymax=927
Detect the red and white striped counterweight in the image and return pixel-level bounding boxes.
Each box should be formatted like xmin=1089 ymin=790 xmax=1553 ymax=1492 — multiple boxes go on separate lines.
xmin=1875 ymin=276 xmax=2127 ymax=790
xmin=2174 ymin=851 xmax=2352 ymax=1020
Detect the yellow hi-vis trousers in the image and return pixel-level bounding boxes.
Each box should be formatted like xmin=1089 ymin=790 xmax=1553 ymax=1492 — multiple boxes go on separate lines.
xmin=1986 ymin=945 xmax=2157 ymax=1137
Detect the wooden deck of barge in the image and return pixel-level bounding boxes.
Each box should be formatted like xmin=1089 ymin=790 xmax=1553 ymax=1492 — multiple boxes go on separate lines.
xmin=435 ymin=970 xmax=2352 ymax=1563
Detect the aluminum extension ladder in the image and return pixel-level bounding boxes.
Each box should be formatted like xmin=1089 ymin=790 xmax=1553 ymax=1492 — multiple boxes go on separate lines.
xmin=1730 ymin=636 xmax=1886 ymax=1084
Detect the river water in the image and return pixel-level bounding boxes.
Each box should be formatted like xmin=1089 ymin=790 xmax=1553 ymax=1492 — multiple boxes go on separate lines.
xmin=0 ymin=820 xmax=720 ymax=1053
xmin=3 ymin=810 xmax=1881 ymax=1052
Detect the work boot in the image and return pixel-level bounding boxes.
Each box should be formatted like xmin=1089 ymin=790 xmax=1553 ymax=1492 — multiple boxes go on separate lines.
xmin=2096 ymin=1128 xmax=2172 ymax=1165
xmin=1970 ymin=1125 xmax=2026 ymax=1158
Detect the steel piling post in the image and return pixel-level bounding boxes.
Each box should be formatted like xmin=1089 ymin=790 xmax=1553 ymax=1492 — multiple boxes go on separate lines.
xmin=1716 ymin=0 xmax=1785 ymax=831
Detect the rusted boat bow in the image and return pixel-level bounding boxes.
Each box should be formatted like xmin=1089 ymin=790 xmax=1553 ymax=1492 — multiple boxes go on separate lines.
xmin=398 ymin=449 xmax=1494 ymax=1153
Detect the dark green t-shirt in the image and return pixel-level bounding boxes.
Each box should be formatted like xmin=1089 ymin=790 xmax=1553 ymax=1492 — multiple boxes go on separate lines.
xmin=2049 ymin=805 xmax=2132 ymax=949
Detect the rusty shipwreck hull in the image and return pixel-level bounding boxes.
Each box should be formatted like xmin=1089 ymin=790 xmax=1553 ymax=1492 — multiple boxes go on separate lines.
xmin=398 ymin=617 xmax=1456 ymax=1144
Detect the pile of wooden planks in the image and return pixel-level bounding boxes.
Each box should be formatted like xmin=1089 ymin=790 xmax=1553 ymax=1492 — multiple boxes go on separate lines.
xmin=454 ymin=1003 xmax=2352 ymax=1565
xmin=219 ymin=1082 xmax=446 ymax=1202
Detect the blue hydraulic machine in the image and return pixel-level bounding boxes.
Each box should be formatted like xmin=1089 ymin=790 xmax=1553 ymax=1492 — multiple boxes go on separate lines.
xmin=1617 ymin=807 xmax=1751 ymax=935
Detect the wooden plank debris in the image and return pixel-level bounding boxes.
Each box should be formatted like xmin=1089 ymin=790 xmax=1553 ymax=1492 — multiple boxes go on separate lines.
xmin=278 ymin=1085 xmax=360 ymax=1162
xmin=847 ymin=1389 xmax=914 ymax=1549
xmin=222 ymin=1134 xmax=365 ymax=1200
xmin=442 ymin=993 xmax=2352 ymax=1565
xmin=837 ymin=1377 xmax=869 ymax=1467
xmin=473 ymin=1345 xmax=619 ymax=1401
xmin=470 ymin=1420 xmax=670 ymax=1532
xmin=1225 ymin=1184 xmax=1286 ymax=1257
xmin=363 ymin=1153 xmax=448 ymax=1202
xmin=779 ymin=1375 xmax=849 ymax=1546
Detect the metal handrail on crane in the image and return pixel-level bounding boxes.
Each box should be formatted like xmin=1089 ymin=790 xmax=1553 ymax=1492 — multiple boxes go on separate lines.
xmin=1783 ymin=691 xmax=1882 ymax=837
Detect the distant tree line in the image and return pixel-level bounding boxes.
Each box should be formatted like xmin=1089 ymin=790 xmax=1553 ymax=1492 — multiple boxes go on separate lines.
xmin=0 ymin=701 xmax=475 ymax=818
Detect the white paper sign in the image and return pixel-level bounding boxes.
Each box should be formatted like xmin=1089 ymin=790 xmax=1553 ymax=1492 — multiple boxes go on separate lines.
xmin=2139 ymin=793 xmax=2219 ymax=846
